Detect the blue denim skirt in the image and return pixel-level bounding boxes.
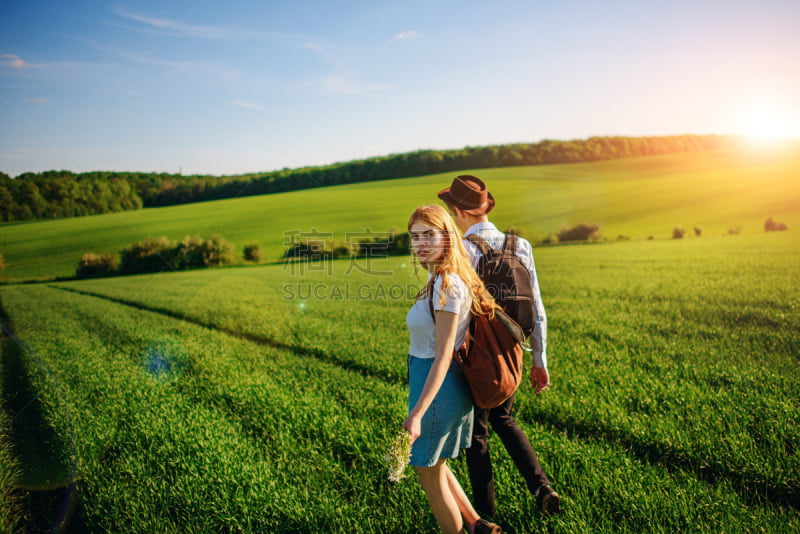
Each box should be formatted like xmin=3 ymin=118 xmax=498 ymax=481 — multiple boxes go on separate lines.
xmin=407 ymin=355 xmax=474 ymax=467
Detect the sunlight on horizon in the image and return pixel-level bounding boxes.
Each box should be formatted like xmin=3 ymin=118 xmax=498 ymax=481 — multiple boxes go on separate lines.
xmin=734 ymin=101 xmax=800 ymax=148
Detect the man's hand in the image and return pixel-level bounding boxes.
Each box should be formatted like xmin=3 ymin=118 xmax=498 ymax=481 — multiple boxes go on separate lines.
xmin=531 ymin=366 xmax=550 ymax=395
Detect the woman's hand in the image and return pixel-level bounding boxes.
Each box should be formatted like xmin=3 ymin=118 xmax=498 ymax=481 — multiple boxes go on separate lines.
xmin=402 ymin=413 xmax=421 ymax=444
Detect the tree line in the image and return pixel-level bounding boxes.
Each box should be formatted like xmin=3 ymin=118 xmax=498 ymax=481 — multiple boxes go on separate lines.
xmin=0 ymin=171 xmax=142 ymax=221
xmin=0 ymin=135 xmax=738 ymax=222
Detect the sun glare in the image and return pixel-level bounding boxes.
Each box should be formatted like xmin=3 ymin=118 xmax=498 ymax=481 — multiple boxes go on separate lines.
xmin=736 ymin=102 xmax=798 ymax=147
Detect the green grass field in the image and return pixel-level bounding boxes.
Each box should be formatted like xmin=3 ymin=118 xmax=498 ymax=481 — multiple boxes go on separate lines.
xmin=1 ymin=230 xmax=798 ymax=532
xmin=1 ymin=148 xmax=799 ymax=532
xmin=1 ymin=145 xmax=799 ymax=281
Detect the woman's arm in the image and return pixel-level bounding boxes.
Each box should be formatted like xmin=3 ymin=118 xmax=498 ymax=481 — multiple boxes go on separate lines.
xmin=402 ymin=310 xmax=459 ymax=443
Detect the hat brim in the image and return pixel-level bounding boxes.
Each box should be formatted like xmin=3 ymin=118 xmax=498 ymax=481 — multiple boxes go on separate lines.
xmin=438 ymin=188 xmax=495 ymax=216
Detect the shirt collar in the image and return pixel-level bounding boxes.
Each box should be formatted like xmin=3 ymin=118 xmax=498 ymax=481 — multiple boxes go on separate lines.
xmin=463 ymin=221 xmax=498 ymax=236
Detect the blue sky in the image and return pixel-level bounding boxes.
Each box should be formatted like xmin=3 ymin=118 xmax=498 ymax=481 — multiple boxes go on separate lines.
xmin=1 ymin=0 xmax=799 ymax=177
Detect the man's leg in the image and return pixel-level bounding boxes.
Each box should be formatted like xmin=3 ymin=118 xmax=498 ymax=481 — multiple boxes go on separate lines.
xmin=488 ymin=394 xmax=550 ymax=496
xmin=466 ymin=406 xmax=495 ymax=517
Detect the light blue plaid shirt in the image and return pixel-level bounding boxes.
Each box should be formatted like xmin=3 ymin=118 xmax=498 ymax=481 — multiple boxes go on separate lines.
xmin=463 ymin=222 xmax=548 ymax=368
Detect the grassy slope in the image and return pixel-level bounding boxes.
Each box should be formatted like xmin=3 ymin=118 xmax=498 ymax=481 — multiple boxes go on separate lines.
xmin=1 ymin=145 xmax=799 ymax=281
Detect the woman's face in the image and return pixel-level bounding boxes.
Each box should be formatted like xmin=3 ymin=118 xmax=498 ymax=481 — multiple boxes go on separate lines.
xmin=410 ymin=221 xmax=447 ymax=268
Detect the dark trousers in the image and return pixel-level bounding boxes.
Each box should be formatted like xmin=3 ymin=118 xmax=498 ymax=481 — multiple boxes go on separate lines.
xmin=466 ymin=393 xmax=550 ymax=518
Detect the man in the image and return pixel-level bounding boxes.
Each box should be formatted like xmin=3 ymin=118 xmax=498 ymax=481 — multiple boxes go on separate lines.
xmin=438 ymin=175 xmax=561 ymax=517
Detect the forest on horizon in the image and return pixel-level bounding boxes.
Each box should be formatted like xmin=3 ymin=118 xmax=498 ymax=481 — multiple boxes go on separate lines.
xmin=0 ymin=134 xmax=739 ymax=223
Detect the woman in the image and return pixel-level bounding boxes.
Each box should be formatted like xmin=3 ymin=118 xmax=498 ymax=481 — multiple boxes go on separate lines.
xmin=403 ymin=205 xmax=502 ymax=534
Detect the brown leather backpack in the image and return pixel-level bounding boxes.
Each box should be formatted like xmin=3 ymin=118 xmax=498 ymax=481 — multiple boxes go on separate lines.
xmin=429 ymin=292 xmax=525 ymax=409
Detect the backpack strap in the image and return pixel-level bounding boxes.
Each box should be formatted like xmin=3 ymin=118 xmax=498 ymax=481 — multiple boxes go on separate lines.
xmin=469 ymin=232 xmax=519 ymax=256
xmin=503 ymin=233 xmax=517 ymax=254
xmin=466 ymin=234 xmax=493 ymax=255
xmin=427 ymin=274 xmax=439 ymax=322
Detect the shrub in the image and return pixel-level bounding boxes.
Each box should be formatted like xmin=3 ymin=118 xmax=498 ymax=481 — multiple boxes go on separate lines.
xmin=284 ymin=240 xmax=333 ymax=260
xmin=243 ymin=243 xmax=262 ymax=263
xmin=694 ymin=226 xmax=702 ymax=237
xmin=118 ymin=235 xmax=234 ymax=275
xmin=728 ymin=226 xmax=742 ymax=235
xmin=540 ymin=234 xmax=559 ymax=245
xmin=764 ymin=217 xmax=788 ymax=232
xmin=172 ymin=236 xmax=204 ymax=269
xmin=76 ymin=253 xmax=118 ymax=278
xmin=390 ymin=231 xmax=410 ymax=255
xmin=673 ymin=226 xmax=686 ymax=239
xmin=283 ymin=228 xmax=410 ymax=262
xmin=207 ymin=236 xmax=235 ymax=266
xmin=119 ymin=236 xmax=176 ymax=275
xmin=558 ymin=223 xmax=600 ymax=242
xmin=331 ymin=242 xmax=354 ymax=259
xmin=355 ymin=239 xmax=385 ymax=257
xmin=172 ymin=235 xmax=234 ymax=269
xmin=355 ymin=229 xmax=410 ymax=257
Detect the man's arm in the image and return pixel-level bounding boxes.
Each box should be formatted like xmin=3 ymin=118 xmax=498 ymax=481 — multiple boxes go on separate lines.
xmin=467 ymin=233 xmax=550 ymax=392
xmin=518 ymin=238 xmax=549 ymax=394
xmin=518 ymin=238 xmax=547 ymax=367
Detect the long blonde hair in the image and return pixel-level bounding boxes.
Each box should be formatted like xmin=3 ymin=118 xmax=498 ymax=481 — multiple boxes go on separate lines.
xmin=408 ymin=205 xmax=495 ymax=316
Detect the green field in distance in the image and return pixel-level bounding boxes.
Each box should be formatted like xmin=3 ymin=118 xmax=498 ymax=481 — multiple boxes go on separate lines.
xmin=1 ymin=145 xmax=798 ymax=281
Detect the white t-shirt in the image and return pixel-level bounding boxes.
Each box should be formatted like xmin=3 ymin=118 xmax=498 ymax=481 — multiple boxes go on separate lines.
xmin=406 ymin=273 xmax=472 ymax=359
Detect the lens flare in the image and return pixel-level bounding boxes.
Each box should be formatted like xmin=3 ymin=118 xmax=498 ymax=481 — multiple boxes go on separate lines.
xmin=141 ymin=338 xmax=187 ymax=379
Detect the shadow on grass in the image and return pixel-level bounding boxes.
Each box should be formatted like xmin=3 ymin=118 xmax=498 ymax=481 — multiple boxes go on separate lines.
xmin=0 ymin=298 xmax=87 ymax=533
xmin=49 ymin=285 xmax=405 ymax=387
xmin=528 ymin=408 xmax=799 ymax=512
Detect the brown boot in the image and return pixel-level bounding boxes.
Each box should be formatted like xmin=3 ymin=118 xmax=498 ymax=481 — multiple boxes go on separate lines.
xmin=471 ymin=518 xmax=502 ymax=534
xmin=536 ymin=485 xmax=561 ymax=514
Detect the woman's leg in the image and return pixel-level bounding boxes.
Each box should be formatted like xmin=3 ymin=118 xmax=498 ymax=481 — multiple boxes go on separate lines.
xmin=444 ymin=463 xmax=480 ymax=527
xmin=416 ymin=459 xmax=464 ymax=534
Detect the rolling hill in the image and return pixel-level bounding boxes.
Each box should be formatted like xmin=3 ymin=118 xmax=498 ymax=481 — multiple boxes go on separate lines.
xmin=1 ymin=145 xmax=798 ymax=281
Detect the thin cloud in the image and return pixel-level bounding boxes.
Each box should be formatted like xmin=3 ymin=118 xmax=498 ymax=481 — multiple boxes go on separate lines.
xmin=110 ymin=7 xmax=342 ymax=66
xmin=303 ymin=41 xmax=343 ymax=65
xmin=113 ymin=7 xmax=233 ymax=39
xmin=24 ymin=97 xmax=47 ymax=104
xmin=101 ymin=46 xmax=239 ymax=82
xmin=321 ymin=75 xmax=390 ymax=95
xmin=112 ymin=6 xmax=305 ymax=42
xmin=231 ymin=99 xmax=264 ymax=111
xmin=1 ymin=53 xmax=90 ymax=73
xmin=394 ymin=31 xmax=422 ymax=40
xmin=1 ymin=54 xmax=28 ymax=69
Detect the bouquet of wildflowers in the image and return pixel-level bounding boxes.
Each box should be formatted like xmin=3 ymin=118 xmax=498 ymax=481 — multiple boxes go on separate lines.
xmin=385 ymin=430 xmax=412 ymax=483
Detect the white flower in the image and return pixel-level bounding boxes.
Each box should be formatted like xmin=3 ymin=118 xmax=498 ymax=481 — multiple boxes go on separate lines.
xmin=385 ymin=431 xmax=412 ymax=483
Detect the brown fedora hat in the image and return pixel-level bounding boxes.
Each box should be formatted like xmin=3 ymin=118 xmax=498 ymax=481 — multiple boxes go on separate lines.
xmin=438 ymin=175 xmax=495 ymax=215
